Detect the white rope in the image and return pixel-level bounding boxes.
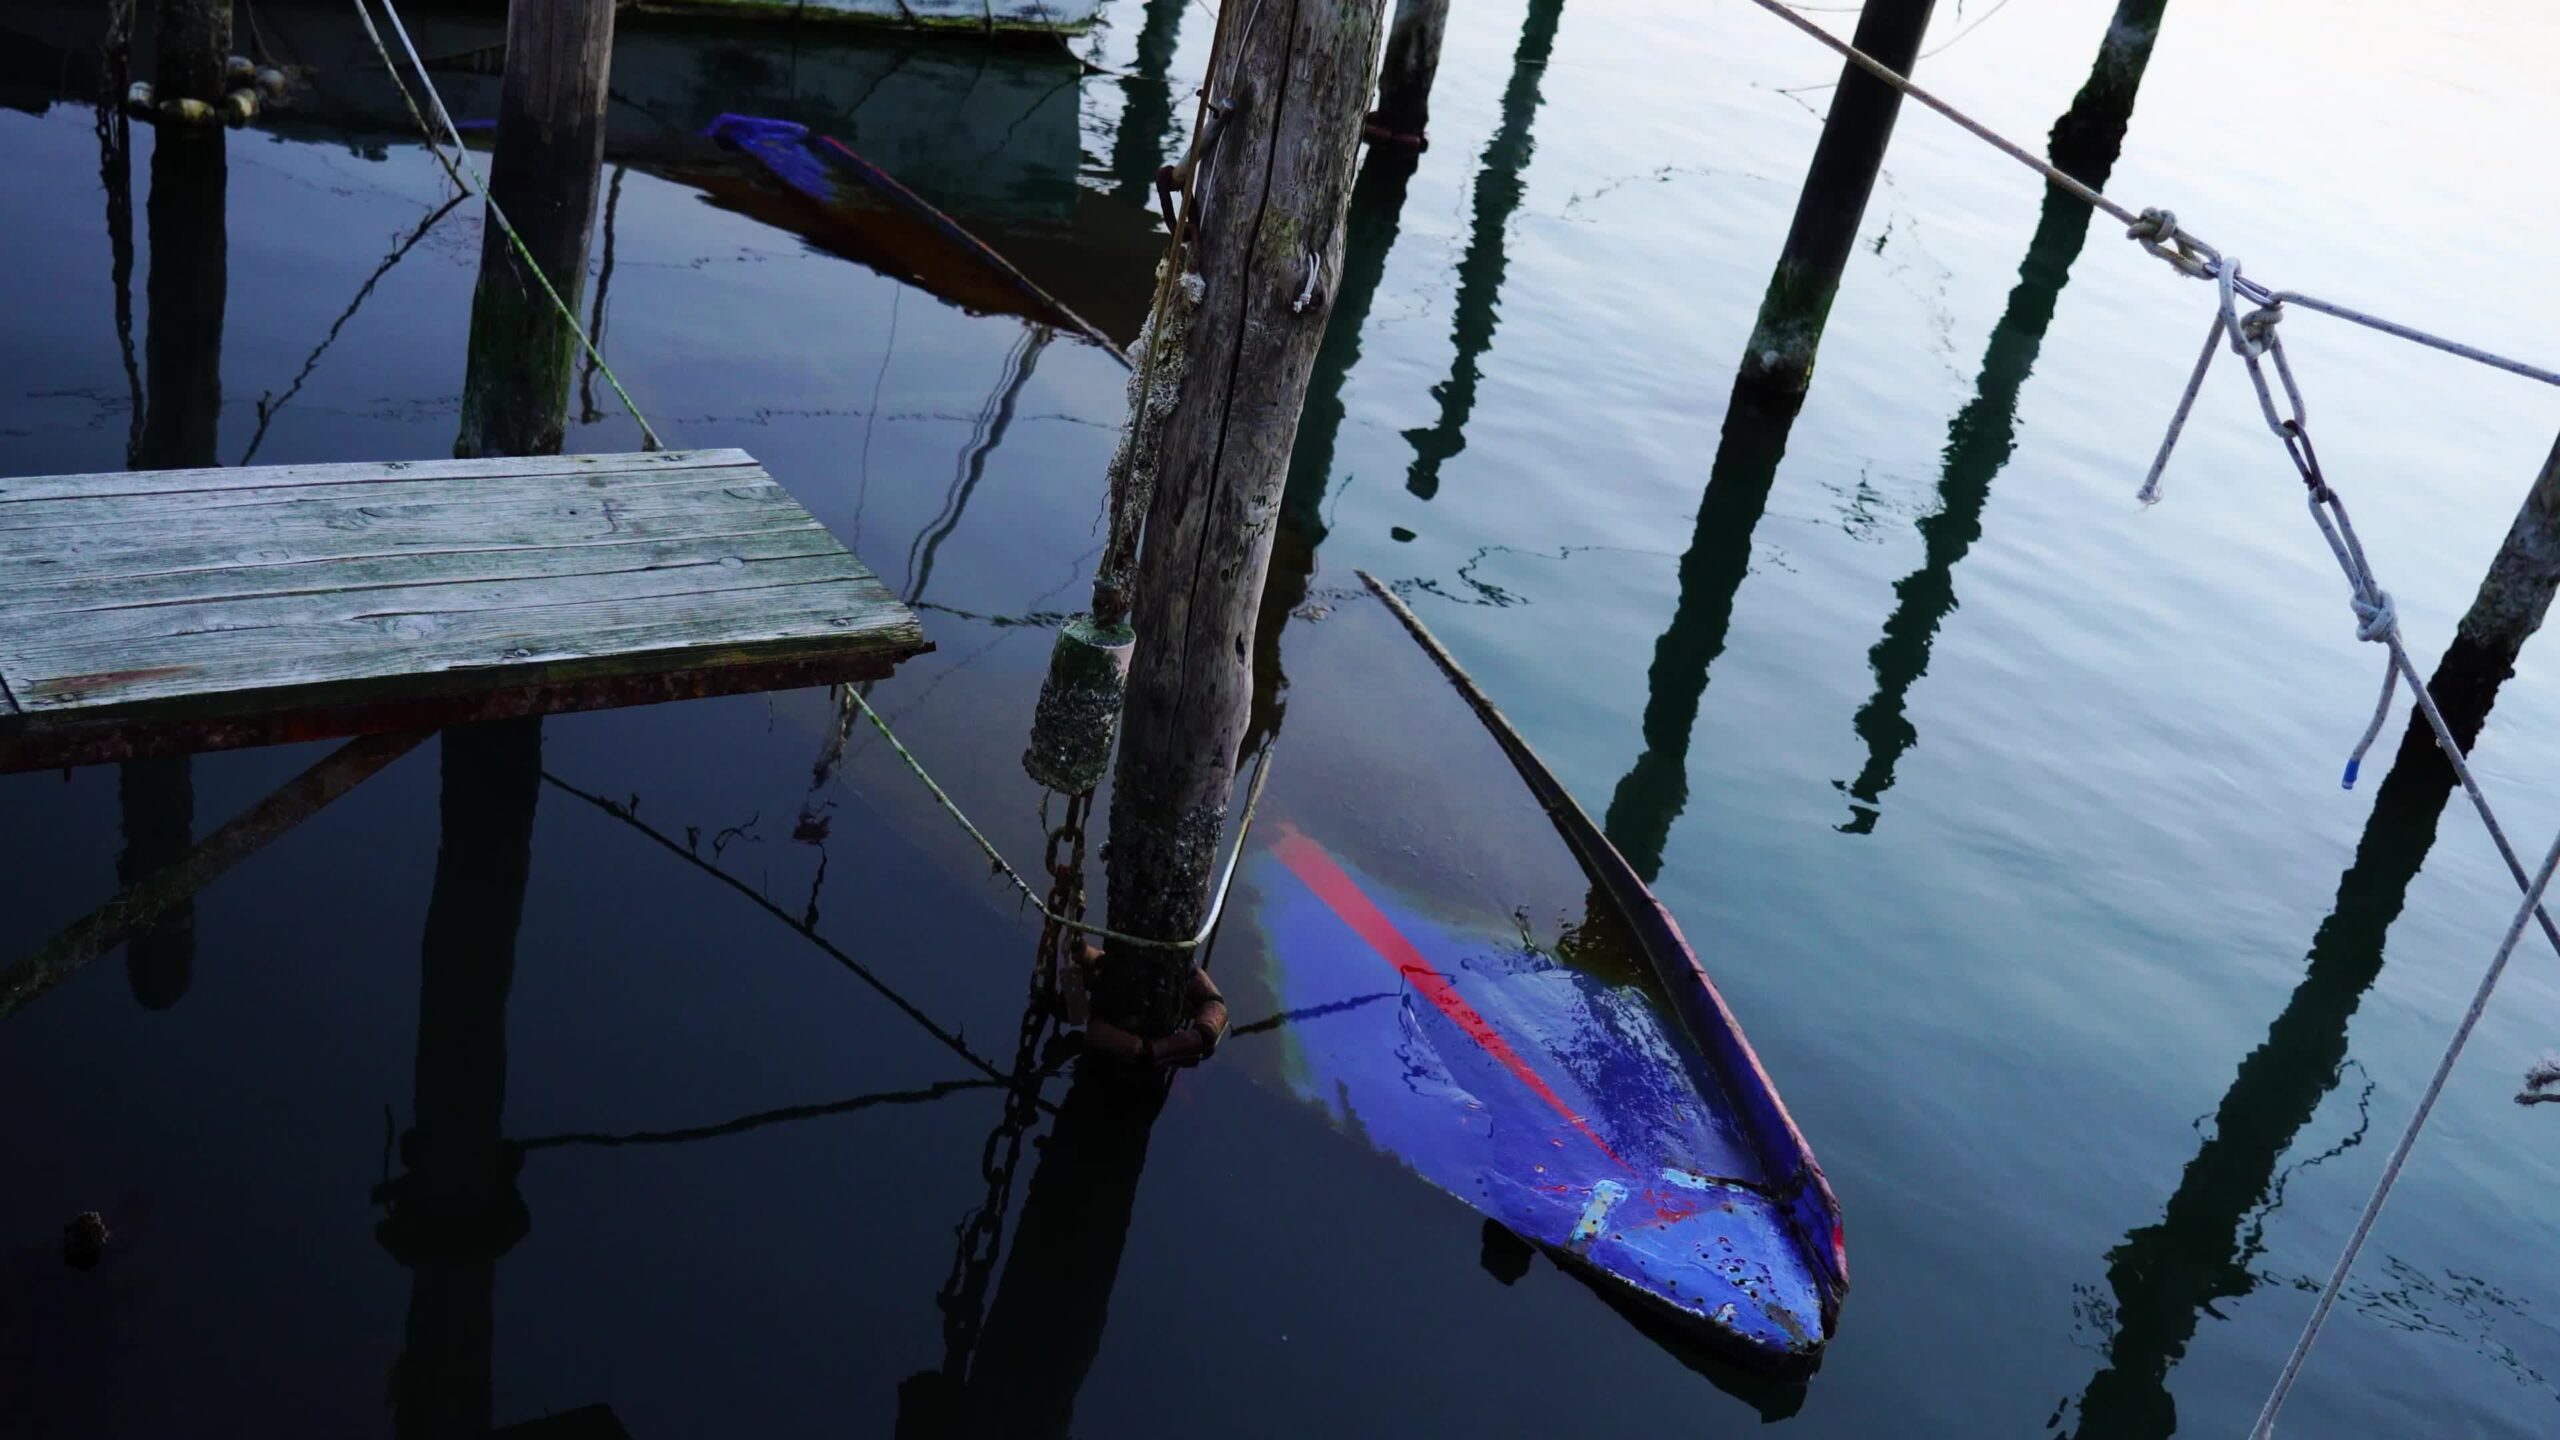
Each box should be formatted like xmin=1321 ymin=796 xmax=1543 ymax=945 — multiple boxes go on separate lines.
xmin=351 ymin=0 xmax=664 ymax=451
xmin=1734 ymin=0 xmax=2560 ymax=392
xmin=2250 ymin=820 xmax=2560 ymax=1437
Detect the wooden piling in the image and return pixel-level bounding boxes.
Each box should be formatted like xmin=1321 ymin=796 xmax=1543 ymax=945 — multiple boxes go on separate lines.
xmin=152 ymin=0 xmax=231 ymax=105
xmin=1367 ymin=0 xmax=1450 ymax=149
xmin=1737 ymin=0 xmax=1935 ymax=401
xmin=455 ymin=0 xmax=620 ymax=461
xmin=1098 ymin=0 xmax=1391 ymax=1035
xmin=2390 ymin=435 xmax=2560 ymax=768
xmin=117 ymin=115 xmax=230 ymax=1007
xmin=2046 ymin=0 xmax=2172 ymax=184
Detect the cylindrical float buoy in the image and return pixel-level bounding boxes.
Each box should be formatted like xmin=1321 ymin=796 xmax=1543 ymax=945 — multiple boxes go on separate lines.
xmin=161 ymin=96 xmax=216 ymax=126
xmin=1022 ymin=614 xmax=1136 ymax=794
xmin=224 ymin=54 xmax=256 ymax=85
xmin=255 ymin=67 xmax=287 ymax=98
xmin=224 ymin=89 xmax=260 ymax=124
xmin=125 ymin=80 xmax=154 ymax=115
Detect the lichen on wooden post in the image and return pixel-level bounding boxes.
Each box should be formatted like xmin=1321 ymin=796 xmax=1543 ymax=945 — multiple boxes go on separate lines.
xmin=1094 ymin=0 xmax=1391 ymax=1036
xmin=1737 ymin=0 xmax=1935 ymax=403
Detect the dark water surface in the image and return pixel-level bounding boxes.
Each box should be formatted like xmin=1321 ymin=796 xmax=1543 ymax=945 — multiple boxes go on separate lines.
xmin=7 ymin=0 xmax=2560 ymax=1435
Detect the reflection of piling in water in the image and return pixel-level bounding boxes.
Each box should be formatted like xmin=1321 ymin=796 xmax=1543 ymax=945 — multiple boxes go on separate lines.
xmin=1735 ymin=0 xmax=1933 ymax=403
xmin=2066 ymin=715 xmax=2465 ymax=1439
xmin=1600 ymin=383 xmax=1802 ymax=882
xmin=117 ymin=758 xmax=195 ymax=1009
xmin=118 ymin=118 xmax=230 ymax=1008
xmin=2068 ymin=435 xmax=2560 ymax=1436
xmin=953 ymin=1064 xmax=1170 ymax=1440
xmin=1249 ymin=147 xmax=1421 ymax=754
xmin=379 ymin=721 xmax=542 ymax=1440
xmin=1838 ymin=0 xmax=2172 ymax=833
xmin=1108 ymin=0 xmax=1187 ymax=208
xmin=1399 ymin=0 xmax=1564 ymax=501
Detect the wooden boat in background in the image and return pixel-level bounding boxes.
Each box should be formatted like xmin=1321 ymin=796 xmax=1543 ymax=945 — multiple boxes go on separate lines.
xmin=1231 ymin=575 xmax=1847 ymax=1375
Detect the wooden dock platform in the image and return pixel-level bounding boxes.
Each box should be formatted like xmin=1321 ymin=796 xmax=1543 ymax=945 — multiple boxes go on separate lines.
xmin=0 ymin=448 xmax=927 ymax=773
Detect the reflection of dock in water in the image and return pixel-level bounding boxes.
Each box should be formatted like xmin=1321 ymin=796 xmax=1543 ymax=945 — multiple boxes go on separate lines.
xmin=0 ymin=2 xmax=1165 ymax=342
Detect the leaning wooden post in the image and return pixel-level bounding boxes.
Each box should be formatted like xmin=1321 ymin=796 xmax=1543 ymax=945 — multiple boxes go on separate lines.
xmin=1366 ymin=0 xmax=1450 ymax=150
xmin=455 ymin=0 xmax=619 ymax=461
xmin=2390 ymin=435 xmax=2560 ymax=767
xmin=153 ymin=0 xmax=230 ymax=105
xmin=1737 ymin=0 xmax=1935 ymax=402
xmin=1097 ymin=0 xmax=1391 ymax=1036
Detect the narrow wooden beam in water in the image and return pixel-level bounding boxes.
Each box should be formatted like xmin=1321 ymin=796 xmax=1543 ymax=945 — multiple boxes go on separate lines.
xmin=1738 ymin=0 xmax=1935 ymax=402
xmin=0 ymin=448 xmax=928 ymax=773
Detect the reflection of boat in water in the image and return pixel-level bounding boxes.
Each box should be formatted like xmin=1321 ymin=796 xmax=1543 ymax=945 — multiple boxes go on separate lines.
xmin=1235 ymin=576 xmax=1847 ymax=1377
xmin=0 ymin=1 xmax=1162 ymax=341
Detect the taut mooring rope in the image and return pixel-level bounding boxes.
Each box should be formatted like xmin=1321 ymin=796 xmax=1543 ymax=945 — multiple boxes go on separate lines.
xmin=1737 ymin=0 xmax=2560 ymax=390
xmin=352 ymin=0 xmax=665 ymax=450
xmin=846 ymin=686 xmax=1274 ymax=954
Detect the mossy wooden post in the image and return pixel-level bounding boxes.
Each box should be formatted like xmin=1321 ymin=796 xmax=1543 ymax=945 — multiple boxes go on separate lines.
xmin=1367 ymin=0 xmax=1450 ymax=149
xmin=1738 ymin=0 xmax=1934 ymax=402
xmin=153 ymin=0 xmax=230 ymax=104
xmin=455 ymin=0 xmax=619 ymax=461
xmin=1098 ymin=0 xmax=1391 ymax=1036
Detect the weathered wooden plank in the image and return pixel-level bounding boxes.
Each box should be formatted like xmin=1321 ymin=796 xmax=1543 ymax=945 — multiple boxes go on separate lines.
xmin=0 ymin=528 xmax=846 ymax=618
xmin=0 ymin=516 xmax=825 ymax=597
xmin=0 ymin=463 xmax=772 ymax=534
xmin=0 ymin=446 xmax=756 ymax=505
xmin=0 ymin=448 xmax=927 ymax=769
xmin=7 ymin=579 xmax=916 ymax=712
xmin=3 ymin=550 xmax=877 ymax=661
xmin=0 ymin=479 xmax=806 ymax=570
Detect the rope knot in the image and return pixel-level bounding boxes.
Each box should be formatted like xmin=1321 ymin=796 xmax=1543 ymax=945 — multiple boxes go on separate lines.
xmin=2128 ymin=207 xmax=2222 ymax=279
xmin=2236 ymin=302 xmax=2284 ymax=359
xmin=2351 ymin=587 xmax=2396 ymax=643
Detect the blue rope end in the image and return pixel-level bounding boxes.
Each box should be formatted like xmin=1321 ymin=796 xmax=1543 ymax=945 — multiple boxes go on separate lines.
xmin=2341 ymin=757 xmax=2362 ymax=790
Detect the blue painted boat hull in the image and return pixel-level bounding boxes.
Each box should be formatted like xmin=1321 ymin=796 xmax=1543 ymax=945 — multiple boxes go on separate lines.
xmin=1230 ymin=576 xmax=1846 ymax=1375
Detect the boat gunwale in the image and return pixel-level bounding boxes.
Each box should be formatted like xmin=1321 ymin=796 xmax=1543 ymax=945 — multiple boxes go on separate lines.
xmin=1352 ymin=570 xmax=1847 ymax=1370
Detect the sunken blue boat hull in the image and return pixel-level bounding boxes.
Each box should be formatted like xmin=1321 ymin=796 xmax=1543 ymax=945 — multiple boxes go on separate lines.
xmin=1237 ymin=574 xmax=1846 ymax=1375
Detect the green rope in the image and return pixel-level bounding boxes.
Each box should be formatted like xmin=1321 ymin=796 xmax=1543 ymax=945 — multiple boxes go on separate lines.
xmin=351 ymin=0 xmax=664 ymax=451
xmin=846 ymin=686 xmax=1271 ymax=953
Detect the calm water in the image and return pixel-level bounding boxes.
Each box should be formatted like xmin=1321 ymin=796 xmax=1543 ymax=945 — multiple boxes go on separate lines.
xmin=7 ymin=0 xmax=2560 ymax=1434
